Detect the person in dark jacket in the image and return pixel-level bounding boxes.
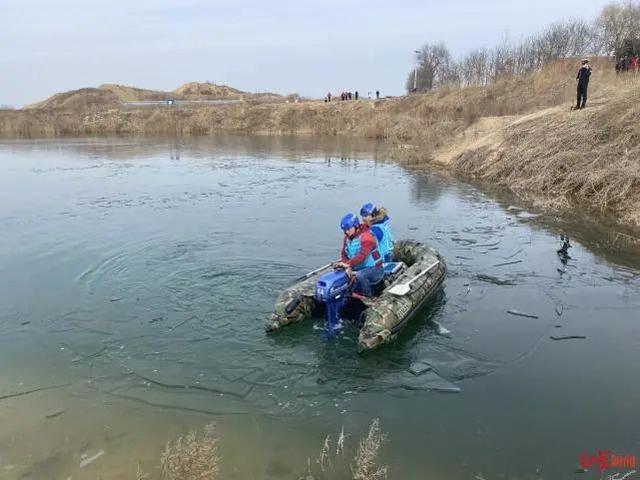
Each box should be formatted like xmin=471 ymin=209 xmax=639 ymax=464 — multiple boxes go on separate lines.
xmin=576 ymin=59 xmax=592 ymax=109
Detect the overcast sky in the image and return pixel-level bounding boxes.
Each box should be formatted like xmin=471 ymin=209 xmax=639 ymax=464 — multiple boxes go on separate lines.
xmin=1 ymin=0 xmax=609 ymax=106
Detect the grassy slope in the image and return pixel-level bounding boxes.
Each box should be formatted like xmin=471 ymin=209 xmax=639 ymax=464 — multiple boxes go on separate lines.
xmin=435 ymin=73 xmax=640 ymax=227
xmin=1 ymin=58 xmax=638 ymax=227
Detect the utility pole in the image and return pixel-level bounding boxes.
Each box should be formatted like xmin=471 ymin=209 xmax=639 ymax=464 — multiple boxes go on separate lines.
xmin=413 ymin=50 xmax=421 ymax=93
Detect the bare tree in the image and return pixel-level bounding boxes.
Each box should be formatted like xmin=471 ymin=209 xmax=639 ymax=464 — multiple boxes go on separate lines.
xmin=597 ymin=1 xmax=640 ymax=55
xmin=406 ymin=2 xmax=622 ymax=93
xmin=542 ymin=19 xmax=598 ymax=58
xmin=565 ymin=19 xmax=599 ymax=55
xmin=406 ymin=12 xmax=600 ymax=92
xmin=489 ymin=35 xmax=515 ymax=81
xmin=458 ymin=49 xmax=490 ymax=86
xmin=439 ymin=60 xmax=462 ymax=88
xmin=407 ymin=43 xmax=453 ymax=92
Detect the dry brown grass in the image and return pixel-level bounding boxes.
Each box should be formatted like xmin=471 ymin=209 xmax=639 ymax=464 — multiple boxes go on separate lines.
xmin=159 ymin=423 xmax=219 ymax=480
xmin=136 ymin=419 xmax=387 ymax=480
xmin=387 ymin=57 xmax=617 ymax=162
xmin=302 ymin=419 xmax=388 ymax=480
xmin=351 ymin=418 xmax=388 ymax=480
xmin=452 ymin=74 xmax=640 ymax=226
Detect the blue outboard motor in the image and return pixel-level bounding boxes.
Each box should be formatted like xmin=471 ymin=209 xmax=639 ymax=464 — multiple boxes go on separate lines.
xmin=315 ymin=270 xmax=352 ymax=337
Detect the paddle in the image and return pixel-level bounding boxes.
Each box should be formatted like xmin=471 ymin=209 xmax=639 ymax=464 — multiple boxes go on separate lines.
xmin=388 ymin=260 xmax=440 ymax=296
xmin=292 ymin=263 xmax=334 ymax=283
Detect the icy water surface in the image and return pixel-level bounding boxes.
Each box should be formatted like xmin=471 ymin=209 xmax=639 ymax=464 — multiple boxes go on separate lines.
xmin=0 ymin=137 xmax=638 ymax=479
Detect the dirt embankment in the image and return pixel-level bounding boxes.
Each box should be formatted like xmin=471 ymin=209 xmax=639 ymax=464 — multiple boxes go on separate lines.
xmin=420 ymin=63 xmax=640 ymax=228
xmin=23 ymin=82 xmax=282 ymax=110
xmin=443 ymin=87 xmax=640 ymax=228
xmin=1 ymin=59 xmax=639 ymax=228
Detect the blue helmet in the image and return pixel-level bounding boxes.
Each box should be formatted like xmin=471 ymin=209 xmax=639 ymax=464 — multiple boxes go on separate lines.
xmin=340 ymin=213 xmax=359 ymax=231
xmin=360 ymin=202 xmax=376 ymax=217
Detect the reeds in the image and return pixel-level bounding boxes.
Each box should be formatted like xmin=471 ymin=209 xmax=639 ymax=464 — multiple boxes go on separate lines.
xmin=136 ymin=419 xmax=388 ymax=480
xmin=351 ymin=419 xmax=388 ymax=480
xmin=304 ymin=418 xmax=388 ymax=480
xmin=158 ymin=423 xmax=219 ymax=480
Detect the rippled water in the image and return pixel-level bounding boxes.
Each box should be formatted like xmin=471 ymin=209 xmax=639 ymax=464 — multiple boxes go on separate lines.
xmin=0 ymin=137 xmax=638 ymax=479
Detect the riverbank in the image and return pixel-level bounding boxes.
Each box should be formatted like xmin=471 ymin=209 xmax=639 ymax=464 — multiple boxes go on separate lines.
xmin=1 ymin=59 xmax=639 ymax=228
xmin=440 ymin=85 xmax=640 ymax=228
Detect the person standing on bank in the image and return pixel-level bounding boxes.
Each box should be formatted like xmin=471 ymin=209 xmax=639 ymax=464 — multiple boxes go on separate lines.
xmin=576 ymin=59 xmax=592 ymax=110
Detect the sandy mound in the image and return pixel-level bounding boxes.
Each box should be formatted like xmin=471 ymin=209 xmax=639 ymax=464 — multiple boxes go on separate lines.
xmin=27 ymin=84 xmax=170 ymax=109
xmin=172 ymin=82 xmax=245 ymax=99
xmin=98 ymin=84 xmax=169 ymax=103
xmin=26 ymin=88 xmax=122 ymax=110
xmin=26 ymin=81 xmax=286 ymax=110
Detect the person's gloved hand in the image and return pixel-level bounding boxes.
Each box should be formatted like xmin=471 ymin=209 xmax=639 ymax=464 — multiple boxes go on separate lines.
xmin=346 ymin=268 xmax=355 ymax=280
xmin=332 ymin=261 xmax=350 ymax=270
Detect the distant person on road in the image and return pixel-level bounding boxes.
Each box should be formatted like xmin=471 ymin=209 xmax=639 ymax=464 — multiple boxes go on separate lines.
xmin=630 ymin=55 xmax=638 ymax=73
xmin=327 ymin=92 xmax=332 ymax=102
xmin=575 ymin=59 xmax=592 ymax=110
xmin=348 ymin=91 xmax=352 ymax=100
xmin=376 ymin=90 xmax=380 ymax=99
xmin=355 ymin=91 xmax=359 ymax=100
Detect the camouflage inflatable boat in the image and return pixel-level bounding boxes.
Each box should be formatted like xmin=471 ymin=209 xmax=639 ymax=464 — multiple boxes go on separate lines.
xmin=266 ymin=240 xmax=446 ymax=351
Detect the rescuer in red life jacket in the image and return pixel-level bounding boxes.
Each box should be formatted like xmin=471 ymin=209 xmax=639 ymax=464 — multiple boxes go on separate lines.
xmin=333 ymin=213 xmax=384 ymax=297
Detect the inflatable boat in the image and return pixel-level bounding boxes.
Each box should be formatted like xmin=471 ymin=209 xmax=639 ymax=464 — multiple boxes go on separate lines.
xmin=266 ymin=240 xmax=446 ymax=351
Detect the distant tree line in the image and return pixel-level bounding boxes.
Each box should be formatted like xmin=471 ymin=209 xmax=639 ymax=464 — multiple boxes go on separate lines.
xmin=406 ymin=0 xmax=640 ymax=92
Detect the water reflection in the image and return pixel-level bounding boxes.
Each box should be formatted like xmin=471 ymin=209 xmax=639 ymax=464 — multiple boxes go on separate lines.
xmin=1 ymin=135 xmax=389 ymax=164
xmin=408 ymin=170 xmax=451 ymax=207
